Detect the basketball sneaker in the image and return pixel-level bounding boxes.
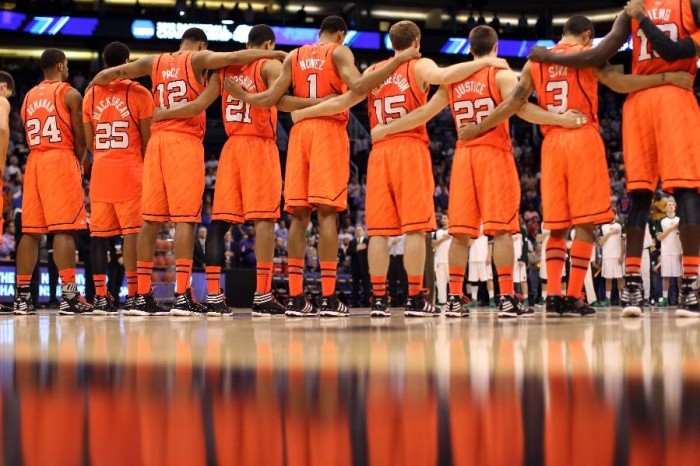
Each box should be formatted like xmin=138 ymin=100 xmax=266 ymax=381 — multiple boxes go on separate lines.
xmin=13 ymin=290 xmax=36 ymax=316
xmin=171 ymin=288 xmax=207 ymax=316
xmin=444 ymin=294 xmax=470 ymax=318
xmin=205 ymin=291 xmax=232 ymax=317
xmin=676 ymin=277 xmax=700 ymax=318
xmin=405 ymin=291 xmax=441 ymax=317
xmin=92 ymin=294 xmax=119 ymax=316
xmin=285 ymin=294 xmax=318 ymax=317
xmin=498 ymin=294 xmax=533 ymax=318
xmin=370 ymin=294 xmax=390 ymax=318
xmin=126 ymin=291 xmax=170 ymax=316
xmin=123 ymin=295 xmax=137 ymax=314
xmin=59 ymin=285 xmax=93 ymax=315
xmin=0 ymin=304 xmax=12 ymax=314
xmin=545 ymin=295 xmax=564 ymax=317
xmin=251 ymin=292 xmax=286 ymax=317
xmin=562 ymin=296 xmax=596 ymax=317
xmin=319 ymin=294 xmax=350 ymax=317
xmin=621 ymin=275 xmax=644 ymax=318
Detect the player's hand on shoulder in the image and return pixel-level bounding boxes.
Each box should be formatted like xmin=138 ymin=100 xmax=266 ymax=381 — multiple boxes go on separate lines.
xmin=223 ymin=77 xmax=245 ymax=98
xmin=483 ymin=57 xmax=510 ymax=70
xmin=457 ymin=123 xmax=481 ymax=141
xmin=527 ymin=46 xmax=551 ymax=62
xmin=273 ymin=50 xmax=288 ymax=61
xmin=395 ymin=46 xmax=421 ymax=63
xmin=624 ymin=0 xmax=646 ymax=20
xmin=666 ymin=71 xmax=694 ymax=91
xmin=560 ymin=109 xmax=588 ymax=129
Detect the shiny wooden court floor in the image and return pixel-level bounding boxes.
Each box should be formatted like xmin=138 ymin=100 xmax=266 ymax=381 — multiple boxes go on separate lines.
xmin=1 ymin=308 xmax=699 ymax=466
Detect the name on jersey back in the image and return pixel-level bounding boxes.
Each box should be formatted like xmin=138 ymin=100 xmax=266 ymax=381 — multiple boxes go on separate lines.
xmin=25 ymin=99 xmax=55 ymax=116
xmin=299 ymin=58 xmax=325 ymax=71
xmin=647 ymin=8 xmax=671 ymax=21
xmin=371 ymin=73 xmax=410 ymax=96
xmin=453 ymin=81 xmax=486 ymax=99
xmin=93 ymin=96 xmax=130 ymax=121
xmin=548 ymin=65 xmax=568 ymax=79
xmin=230 ymin=74 xmax=255 ymax=92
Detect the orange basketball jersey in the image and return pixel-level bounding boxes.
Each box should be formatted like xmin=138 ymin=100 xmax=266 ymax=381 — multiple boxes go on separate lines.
xmin=21 ymin=80 xmax=75 ymax=152
xmin=531 ymin=43 xmax=599 ymax=136
xmin=150 ymin=51 xmax=206 ymax=139
xmin=83 ymin=79 xmax=153 ymax=202
xmin=632 ymin=0 xmax=699 ymax=76
xmin=448 ymin=67 xmax=510 ymax=151
xmin=220 ymin=59 xmax=277 ymax=139
xmin=367 ymin=59 xmax=429 ymax=144
xmin=291 ymin=43 xmax=348 ymax=123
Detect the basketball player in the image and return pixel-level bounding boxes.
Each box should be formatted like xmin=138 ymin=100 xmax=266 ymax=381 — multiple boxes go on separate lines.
xmin=366 ymin=25 xmax=587 ymax=318
xmin=223 ymin=16 xmax=422 ymax=317
xmin=17 ymin=49 xmax=91 ymax=315
xmin=529 ymin=1 xmax=700 ymax=317
xmin=83 ymin=42 xmax=153 ymax=315
xmin=458 ymin=17 xmax=692 ymax=317
xmin=87 ymin=28 xmax=286 ymax=316
xmin=151 ymin=25 xmax=319 ymax=316
xmin=658 ymin=200 xmax=683 ymax=307
xmin=0 ymin=71 xmax=14 ymax=314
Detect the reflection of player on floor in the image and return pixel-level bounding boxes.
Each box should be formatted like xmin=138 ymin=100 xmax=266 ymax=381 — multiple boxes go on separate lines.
xmin=88 ymin=27 xmax=286 ymax=316
xmin=529 ymin=0 xmax=700 ymax=317
xmin=657 ymin=200 xmax=683 ymax=307
xmin=0 ymin=71 xmax=13 ymax=314
xmin=17 ymin=49 xmax=91 ymax=315
xmin=83 ymin=42 xmax=153 ymax=315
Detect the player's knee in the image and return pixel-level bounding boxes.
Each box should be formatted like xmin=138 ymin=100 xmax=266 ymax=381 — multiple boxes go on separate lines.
xmin=627 ymin=190 xmax=654 ymax=229
xmin=674 ymin=188 xmax=700 ymax=226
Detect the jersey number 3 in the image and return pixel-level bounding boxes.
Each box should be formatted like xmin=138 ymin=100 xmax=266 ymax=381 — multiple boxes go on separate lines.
xmin=545 ymin=81 xmax=569 ymax=113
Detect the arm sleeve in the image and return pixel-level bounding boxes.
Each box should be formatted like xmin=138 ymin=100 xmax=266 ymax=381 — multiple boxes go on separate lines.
xmin=639 ymin=17 xmax=698 ymax=60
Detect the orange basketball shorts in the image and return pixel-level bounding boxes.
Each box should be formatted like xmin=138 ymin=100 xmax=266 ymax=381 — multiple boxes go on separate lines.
xmin=448 ymin=145 xmax=520 ymax=238
xmin=366 ymin=137 xmax=436 ymax=236
xmin=22 ymin=149 xmax=87 ymax=234
xmin=142 ymin=131 xmax=204 ymax=223
xmin=213 ymin=136 xmax=282 ymax=223
xmin=623 ymin=85 xmax=700 ymax=193
xmin=284 ymin=119 xmax=350 ymax=213
xmin=541 ymin=126 xmax=614 ymax=230
xmin=90 ymin=197 xmax=142 ymax=237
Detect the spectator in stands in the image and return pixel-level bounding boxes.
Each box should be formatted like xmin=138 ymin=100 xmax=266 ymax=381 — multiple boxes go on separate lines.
xmin=0 ymin=221 xmax=14 ymax=260
xmin=274 ymin=237 xmax=287 ymax=258
xmin=240 ymin=226 xmax=257 ymax=269
xmin=194 ymin=226 xmax=207 ymax=268
xmin=305 ymin=236 xmax=318 ymax=272
xmin=348 ymin=226 xmax=370 ymax=307
xmin=223 ymin=230 xmax=239 ymax=268
xmin=275 ymin=219 xmax=289 ymax=247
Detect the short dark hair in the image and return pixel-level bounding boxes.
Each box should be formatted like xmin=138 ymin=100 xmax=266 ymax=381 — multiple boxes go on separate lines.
xmin=469 ymin=26 xmax=498 ymax=57
xmin=389 ymin=21 xmax=421 ymax=51
xmin=40 ymin=48 xmax=66 ymax=71
xmin=103 ymin=41 xmax=130 ymax=68
xmin=181 ymin=27 xmax=208 ymax=45
xmin=0 ymin=71 xmax=15 ymax=95
xmin=248 ymin=24 xmax=275 ymax=47
xmin=563 ymin=15 xmax=595 ymax=37
xmin=319 ymin=16 xmax=348 ymax=34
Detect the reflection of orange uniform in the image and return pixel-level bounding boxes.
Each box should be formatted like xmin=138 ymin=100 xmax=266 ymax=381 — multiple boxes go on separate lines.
xmin=531 ymin=43 xmax=613 ymax=230
xmin=286 ymin=43 xmax=349 ymax=213
xmin=20 ymin=80 xmax=86 ymax=234
xmin=144 ymin=51 xmax=206 ymax=223
xmin=366 ymin=59 xmax=435 ymax=236
xmin=447 ymin=67 xmax=519 ymax=237
xmin=83 ymin=79 xmax=153 ymax=236
xmin=624 ymin=0 xmax=700 ymax=192
xmin=214 ymin=60 xmax=281 ymax=223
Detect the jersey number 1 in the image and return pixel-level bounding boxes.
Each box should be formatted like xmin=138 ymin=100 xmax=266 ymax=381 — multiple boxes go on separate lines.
xmin=637 ymin=24 xmax=679 ymax=61
xmin=155 ymin=80 xmax=188 ymax=108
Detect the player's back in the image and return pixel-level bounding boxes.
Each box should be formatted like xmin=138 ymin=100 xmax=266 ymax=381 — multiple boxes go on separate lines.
xmin=151 ymin=51 xmax=206 ymax=138
xmin=21 ymin=80 xmax=74 ymax=153
xmin=220 ymin=59 xmax=277 ymax=139
xmin=531 ymin=43 xmax=599 ymax=136
xmin=448 ymin=66 xmax=511 ymax=151
xmin=291 ymin=43 xmax=348 ymax=123
xmin=83 ymin=79 xmax=152 ymax=202
xmin=367 ymin=58 xmax=428 ymax=144
xmin=631 ymin=0 xmax=698 ymax=76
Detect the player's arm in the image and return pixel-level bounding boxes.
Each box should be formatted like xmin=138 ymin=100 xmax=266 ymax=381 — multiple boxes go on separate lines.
xmin=224 ymin=52 xmax=295 ymax=108
xmin=153 ymin=73 xmax=221 ymax=122
xmin=626 ymin=0 xmax=700 ymax=59
xmin=65 ymin=88 xmax=87 ymax=163
xmin=88 ymin=55 xmax=154 ymax=87
xmin=136 ymin=86 xmax=154 ymax=151
xmin=0 ymin=97 xmax=10 ymax=173
xmin=371 ymin=86 xmax=450 ymax=143
xmin=192 ymin=49 xmax=288 ymax=74
xmin=81 ymin=89 xmax=95 ymax=153
xmin=333 ymin=45 xmax=421 ymax=95
xmin=594 ymin=64 xmax=694 ymax=93
xmin=261 ymin=59 xmax=325 ymax=112
xmin=290 ymin=91 xmax=365 ymax=123
xmin=414 ymin=56 xmax=510 ymax=86
xmin=528 ymin=13 xmax=631 ymax=68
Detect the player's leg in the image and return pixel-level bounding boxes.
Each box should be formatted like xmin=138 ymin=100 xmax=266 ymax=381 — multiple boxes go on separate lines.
xmin=123 ymin=233 xmax=138 ymax=300
xmin=15 ymin=233 xmax=41 ymax=314
xmin=545 ymin=228 xmax=569 ymax=299
xmin=203 ymin=220 xmax=230 ymax=310
xmin=404 ymin=231 xmax=427 ymax=296
xmin=90 ymin=201 xmax=122 ymax=313
xmin=565 ymin=224 xmax=595 ymax=306
xmin=492 ymin=231 xmax=515 ymax=296
xmin=661 ymin=276 xmax=670 ymax=307
xmin=90 ymin=237 xmax=109 ymax=301
xmin=605 ymin=278 xmax=613 ymax=304
xmin=251 ymin=219 xmax=286 ymax=315
xmin=285 ymin=206 xmax=314 ymax=316
xmin=368 ymin=236 xmax=390 ymax=317
xmin=136 ymin=220 xmax=161 ymax=296
xmin=317 ymin=204 xmax=339 ymax=299
xmin=447 ymin=234 xmax=471 ymax=313
xmin=173 ymin=222 xmax=195 ymax=294
xmin=674 ymin=188 xmax=700 ymax=315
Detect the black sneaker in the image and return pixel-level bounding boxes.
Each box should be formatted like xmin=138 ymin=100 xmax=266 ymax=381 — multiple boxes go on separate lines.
xmin=59 ymin=285 xmax=93 ymax=315
xmin=404 ymin=292 xmax=441 ymax=317
xmin=125 ymin=291 xmax=170 ymax=316
xmin=171 ymin=288 xmax=207 ymax=316
xmin=13 ymin=293 xmax=36 ymax=315
xmin=0 ymin=304 xmax=13 ymax=314
xmin=92 ymin=294 xmax=119 ymax=316
xmin=319 ymin=294 xmax=350 ymax=317
xmin=621 ymin=275 xmax=644 ymax=318
xmin=370 ymin=294 xmax=390 ymax=318
xmin=123 ymin=296 xmax=137 ymax=313
xmin=545 ymin=295 xmax=564 ymax=317
xmin=252 ymin=292 xmax=286 ymax=317
xmin=205 ymin=292 xmax=232 ymax=317
xmin=676 ymin=277 xmax=700 ymax=318
xmin=498 ymin=294 xmax=533 ymax=318
xmin=444 ymin=294 xmax=469 ymax=318
xmin=562 ymin=296 xmax=597 ymax=317
xmin=285 ymin=294 xmax=318 ymax=317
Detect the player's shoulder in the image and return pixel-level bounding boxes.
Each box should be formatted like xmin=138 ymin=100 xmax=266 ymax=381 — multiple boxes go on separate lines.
xmin=0 ymin=96 xmax=10 ymax=113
